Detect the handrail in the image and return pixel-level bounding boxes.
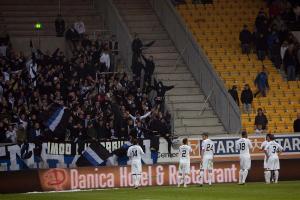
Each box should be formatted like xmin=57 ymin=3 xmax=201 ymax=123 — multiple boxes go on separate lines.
xmin=149 ymin=0 xmax=241 ymax=133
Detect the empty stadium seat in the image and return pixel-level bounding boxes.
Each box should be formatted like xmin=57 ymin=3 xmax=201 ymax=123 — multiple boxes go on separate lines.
xmin=176 ymin=0 xmax=300 ymax=134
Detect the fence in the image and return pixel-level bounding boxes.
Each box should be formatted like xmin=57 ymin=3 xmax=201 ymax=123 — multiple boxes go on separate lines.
xmin=149 ymin=0 xmax=241 ymax=134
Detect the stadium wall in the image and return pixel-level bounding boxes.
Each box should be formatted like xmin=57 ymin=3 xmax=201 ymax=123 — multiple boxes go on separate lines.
xmin=0 ymin=135 xmax=299 ymax=171
xmin=0 ymin=159 xmax=300 ymax=193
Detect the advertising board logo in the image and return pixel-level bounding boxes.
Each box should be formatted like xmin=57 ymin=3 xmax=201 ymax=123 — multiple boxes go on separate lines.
xmin=42 ymin=169 xmax=68 ymax=190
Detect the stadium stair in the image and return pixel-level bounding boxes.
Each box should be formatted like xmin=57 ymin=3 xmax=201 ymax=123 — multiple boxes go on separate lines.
xmin=176 ymin=0 xmax=300 ymax=134
xmin=113 ymin=0 xmax=227 ymax=136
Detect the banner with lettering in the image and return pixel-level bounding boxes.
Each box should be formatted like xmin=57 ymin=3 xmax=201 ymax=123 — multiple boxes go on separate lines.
xmin=0 ymin=139 xmax=155 ymax=171
xmin=157 ymin=134 xmax=300 ymax=163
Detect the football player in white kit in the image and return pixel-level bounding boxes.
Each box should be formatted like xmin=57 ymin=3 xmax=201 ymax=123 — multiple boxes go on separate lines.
xmin=260 ymin=133 xmax=271 ymax=183
xmin=264 ymin=134 xmax=283 ymax=184
xmin=199 ymin=133 xmax=214 ymax=186
xmin=235 ymin=131 xmax=253 ymax=185
xmin=127 ymin=138 xmax=145 ymax=189
xmin=177 ymin=138 xmax=192 ymax=187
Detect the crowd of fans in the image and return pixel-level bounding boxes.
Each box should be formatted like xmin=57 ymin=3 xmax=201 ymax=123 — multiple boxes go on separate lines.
xmin=0 ymin=21 xmax=173 ymax=146
xmin=239 ymin=0 xmax=300 ymax=81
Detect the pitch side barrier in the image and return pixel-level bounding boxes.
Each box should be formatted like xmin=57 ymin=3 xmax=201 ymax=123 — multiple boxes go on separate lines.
xmin=0 ymin=134 xmax=299 ymax=193
xmin=0 ymin=159 xmax=300 ymax=193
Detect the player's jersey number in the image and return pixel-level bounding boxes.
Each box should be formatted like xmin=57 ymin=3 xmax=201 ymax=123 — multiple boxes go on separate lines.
xmin=132 ymin=150 xmax=138 ymax=157
xmin=181 ymin=149 xmax=187 ymax=157
xmin=206 ymin=144 xmax=213 ymax=151
xmin=240 ymin=143 xmax=246 ymax=151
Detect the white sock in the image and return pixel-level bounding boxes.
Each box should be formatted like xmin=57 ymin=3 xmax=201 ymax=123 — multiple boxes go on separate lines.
xmin=239 ymin=170 xmax=243 ymax=184
xmin=136 ymin=174 xmax=141 ymax=187
xmin=208 ymin=171 xmax=212 ymax=185
xmin=264 ymin=171 xmax=267 ymax=183
xmin=183 ymin=174 xmax=187 ymax=187
xmin=177 ymin=175 xmax=182 ymax=186
xmin=199 ymin=170 xmax=204 ymax=185
xmin=274 ymin=170 xmax=279 ymax=183
xmin=133 ymin=175 xmax=137 ymax=187
xmin=242 ymin=169 xmax=248 ymax=183
xmin=265 ymin=171 xmax=271 ymax=184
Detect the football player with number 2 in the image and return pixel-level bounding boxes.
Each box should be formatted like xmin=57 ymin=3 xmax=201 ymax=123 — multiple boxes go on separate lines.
xmin=177 ymin=138 xmax=192 ymax=187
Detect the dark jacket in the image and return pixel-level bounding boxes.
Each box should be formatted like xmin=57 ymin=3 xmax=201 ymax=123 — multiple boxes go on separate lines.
xmin=255 ymin=114 xmax=268 ymax=130
xmin=153 ymin=78 xmax=174 ymax=98
xmin=294 ymin=119 xmax=300 ymax=132
xmin=241 ymin=89 xmax=253 ymax=104
xmin=131 ymin=38 xmax=143 ymax=54
xmin=239 ymin=30 xmax=252 ymax=44
xmin=142 ymin=55 xmax=155 ymax=75
xmin=256 ymin=35 xmax=268 ymax=51
xmin=228 ymin=88 xmax=240 ymax=106
xmin=283 ymin=50 xmax=297 ymax=67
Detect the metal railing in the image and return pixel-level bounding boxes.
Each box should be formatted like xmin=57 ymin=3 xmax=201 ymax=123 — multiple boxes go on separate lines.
xmin=149 ymin=0 xmax=241 ymax=134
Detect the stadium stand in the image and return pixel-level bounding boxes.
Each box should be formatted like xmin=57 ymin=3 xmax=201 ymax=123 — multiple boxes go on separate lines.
xmin=114 ymin=0 xmax=226 ymax=136
xmin=0 ymin=0 xmax=180 ymax=145
xmin=176 ymin=0 xmax=300 ymax=134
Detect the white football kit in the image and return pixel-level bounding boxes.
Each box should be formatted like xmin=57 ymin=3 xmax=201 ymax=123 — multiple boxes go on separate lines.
xmin=236 ymin=138 xmax=253 ymax=170
xmin=201 ymin=139 xmax=214 ymax=170
xmin=178 ymin=144 xmax=192 ymax=174
xmin=265 ymin=141 xmax=283 ymax=170
xmin=127 ymin=145 xmax=145 ymax=175
xmin=260 ymin=140 xmax=270 ymax=169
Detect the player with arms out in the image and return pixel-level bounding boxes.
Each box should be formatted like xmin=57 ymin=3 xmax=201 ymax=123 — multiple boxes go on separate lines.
xmin=260 ymin=133 xmax=271 ymax=183
xmin=199 ymin=133 xmax=214 ymax=186
xmin=235 ymin=131 xmax=253 ymax=185
xmin=177 ymin=138 xmax=192 ymax=187
xmin=264 ymin=134 xmax=283 ymax=184
xmin=127 ymin=138 xmax=145 ymax=189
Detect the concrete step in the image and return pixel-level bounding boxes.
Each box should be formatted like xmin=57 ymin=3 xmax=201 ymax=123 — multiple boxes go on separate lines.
xmin=123 ymin=14 xmax=157 ymax=21
xmin=174 ymin=126 xmax=226 ymax=136
xmin=171 ymin=102 xmax=210 ymax=110
xmin=156 ymin=73 xmax=192 ymax=81
xmin=175 ymin=118 xmax=221 ymax=127
xmin=139 ymin=33 xmax=169 ymax=40
xmin=130 ymin=27 xmax=165 ymax=34
xmin=119 ymin=9 xmax=153 ymax=15
xmin=155 ymin=67 xmax=189 ymax=74
xmin=127 ymin=21 xmax=162 ymax=28
xmin=173 ymin=110 xmax=217 ymax=119
xmin=160 ymin=80 xmax=198 ymax=88
xmin=0 ymin=0 xmax=91 ymax=5
xmin=143 ymin=46 xmax=177 ymax=54
xmin=8 ymin=29 xmax=99 ymax=37
xmin=155 ymin=59 xmax=184 ymax=66
xmin=146 ymin=52 xmax=179 ymax=60
xmin=3 ymin=16 xmax=102 ymax=24
xmin=168 ymin=88 xmax=202 ymax=96
xmin=2 ymin=10 xmax=99 ymax=17
xmin=5 ymin=23 xmax=101 ymax=30
xmin=167 ymin=94 xmax=205 ymax=102
xmin=0 ymin=5 xmax=92 ymax=11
